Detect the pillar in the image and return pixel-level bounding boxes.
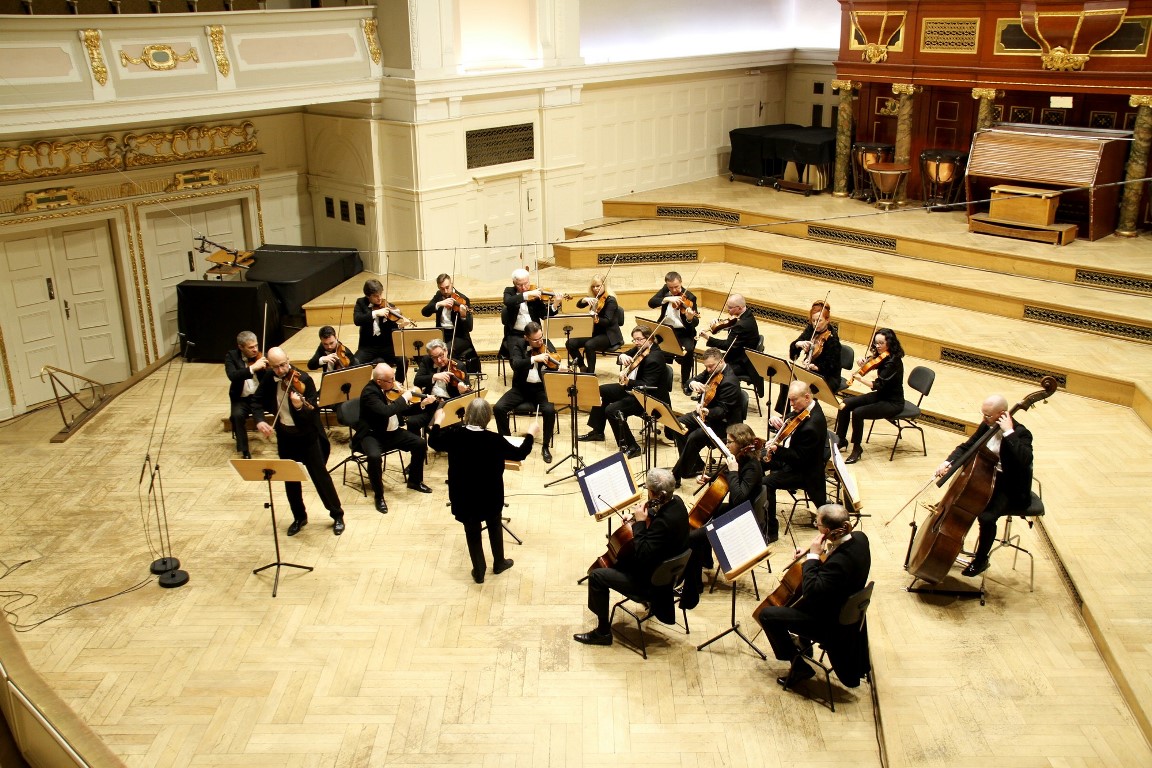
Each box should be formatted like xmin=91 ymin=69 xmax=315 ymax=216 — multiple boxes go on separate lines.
xmin=971 ymin=88 xmax=999 ymax=131
xmin=892 ymin=83 xmax=919 ymax=203
xmin=1116 ymin=95 xmax=1152 ymax=237
xmin=831 ymin=79 xmax=857 ymax=198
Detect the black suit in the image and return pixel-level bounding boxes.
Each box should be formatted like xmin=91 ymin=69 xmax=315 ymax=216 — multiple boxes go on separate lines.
xmin=758 ymin=532 xmax=871 ymax=685
xmin=775 ymin=325 xmax=842 ymax=413
xmin=493 ymin=337 xmax=556 ymax=448
xmin=706 ymin=310 xmax=761 ymax=395
xmin=356 ymin=379 xmax=427 ymax=500
xmin=254 ymin=368 xmax=343 ymax=525
xmin=353 ymin=297 xmax=406 ymax=379
xmin=428 ymin=424 xmax=534 ymax=575
xmin=565 ymin=296 xmax=624 ymax=373
xmin=421 ymin=291 xmax=479 ymax=370
xmin=764 ymin=404 xmax=829 ymax=540
xmin=586 ymin=344 xmax=669 ymax=449
xmin=408 ymin=354 xmax=469 ymax=434
xmin=307 ymin=343 xmax=354 ymax=374
xmin=836 ymin=355 xmax=904 ymax=448
xmin=667 ymin=366 xmax=743 ymax=481
xmin=945 ymin=420 xmax=1034 ymax=561
xmin=225 ymin=348 xmax=266 ymax=455
xmin=586 ymin=496 xmax=690 ymax=628
xmin=647 ymin=286 xmax=700 ymax=386
xmin=501 ymin=286 xmax=558 ymax=342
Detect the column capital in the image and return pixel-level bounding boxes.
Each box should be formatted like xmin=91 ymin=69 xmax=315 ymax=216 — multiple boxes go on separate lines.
xmin=831 ymin=79 xmax=857 ymax=92
xmin=971 ymin=87 xmax=1000 ymax=100
xmin=1130 ymin=95 xmax=1152 ymax=108
xmin=891 ymin=83 xmax=920 ymax=96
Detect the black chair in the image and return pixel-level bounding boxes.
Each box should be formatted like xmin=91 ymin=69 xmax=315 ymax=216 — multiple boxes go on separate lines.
xmin=634 ymin=364 xmax=674 ymax=451
xmin=837 ymin=345 xmax=854 ymax=392
xmin=609 ymin=548 xmax=693 ymax=658
xmin=865 ymin=365 xmax=935 ymax=460
xmin=783 ymin=581 xmax=874 ymax=712
xmin=982 ymin=483 xmax=1045 ymax=592
xmin=507 ymin=401 xmax=557 ymax=446
xmin=738 ymin=334 xmax=765 ymax=416
xmin=329 ymin=399 xmax=406 ymax=494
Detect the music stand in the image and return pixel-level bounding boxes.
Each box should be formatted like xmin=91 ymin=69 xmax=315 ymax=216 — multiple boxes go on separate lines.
xmin=828 ymin=432 xmax=864 ymax=518
xmin=630 ymin=390 xmax=683 ymax=476
xmin=549 ymin=314 xmax=594 ymax=360
xmin=746 ymin=349 xmax=792 ymax=421
xmin=231 ymin=458 xmax=314 ymax=598
xmin=696 ymin=501 xmax=771 ymax=659
xmin=634 ymin=318 xmax=687 ymax=358
xmin=392 ymin=328 xmax=444 ymax=372
xmin=792 ymin=365 xmax=844 ymax=412
xmin=318 ymin=363 xmax=373 ymax=408
xmin=543 ymin=370 xmax=601 ymax=487
xmin=438 ymin=388 xmax=487 ymax=428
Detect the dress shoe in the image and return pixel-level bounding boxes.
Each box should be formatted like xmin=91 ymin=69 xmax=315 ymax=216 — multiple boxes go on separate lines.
xmin=579 ymin=431 xmax=605 ymax=442
xmin=287 ymin=519 xmax=307 ymax=536
xmin=682 ymin=386 xmax=693 ymax=397
xmin=493 ymin=558 xmax=514 ymax=574
xmin=542 ymin=446 xmax=552 ymax=463
xmin=777 ymin=656 xmax=816 ymax=687
xmin=407 ymin=482 xmax=433 ymax=494
xmin=242 ymin=451 xmax=251 ymax=460
xmin=472 ymin=567 xmax=485 ymax=584
xmin=573 ymin=629 xmax=613 ymax=646
xmin=844 ymin=445 xmax=863 ymax=464
xmin=333 ymin=519 xmax=345 ymax=536
xmin=375 ymin=496 xmax=389 ymax=514
xmin=961 ymin=557 xmax=990 ymax=577
xmin=623 ymin=443 xmax=642 ymax=460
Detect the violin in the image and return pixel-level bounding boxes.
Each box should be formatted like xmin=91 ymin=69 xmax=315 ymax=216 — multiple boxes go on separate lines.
xmin=700 ymin=313 xmax=738 ymax=339
xmin=383 ymin=387 xmax=422 ymax=405
xmin=618 ymin=342 xmax=652 ymax=386
xmin=281 ymin=369 xmax=316 ymax=411
xmin=443 ymin=291 xmax=469 ymax=315
xmin=527 ymin=284 xmax=571 ymax=302
xmin=698 ymin=364 xmax=726 ymax=408
xmin=764 ymin=408 xmax=811 ymax=461
xmin=798 ymin=328 xmax=831 ymax=369
xmin=842 ymin=349 xmax=889 ymax=390
xmin=371 ymin=299 xmax=417 ymax=328
xmin=329 ymin=342 xmax=351 ymax=369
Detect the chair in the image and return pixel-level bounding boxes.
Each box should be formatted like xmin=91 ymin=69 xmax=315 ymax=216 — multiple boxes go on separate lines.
xmin=865 ymin=365 xmax=935 ymax=460
xmin=837 ymin=345 xmax=854 ymax=392
xmin=738 ymin=334 xmax=765 ymax=416
xmin=507 ymin=401 xmax=557 ymax=445
xmin=609 ymin=548 xmax=692 ymax=658
xmin=329 ymin=399 xmax=407 ymax=495
xmin=983 ymin=483 xmax=1045 ymax=592
xmin=783 ymin=581 xmax=874 ymax=712
xmin=495 ymin=338 xmax=510 ymax=385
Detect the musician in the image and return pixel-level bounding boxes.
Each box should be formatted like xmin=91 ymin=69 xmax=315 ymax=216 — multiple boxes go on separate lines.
xmin=574 ymin=468 xmax=690 ymax=646
xmin=774 ymin=300 xmax=842 ymax=414
xmin=493 ymin=322 xmax=557 ymax=464
xmin=353 ymin=278 xmax=407 ymax=380
xmin=579 ymin=326 xmax=669 ymax=458
xmin=700 ymin=294 xmax=763 ymax=398
xmin=307 ymin=325 xmax=352 ymax=373
xmin=226 ymin=330 xmax=268 ymax=459
xmin=934 ymin=394 xmax=1034 ymax=577
xmin=756 ymin=504 xmax=870 ymax=687
xmin=255 ymin=347 xmax=346 ymax=536
xmin=409 ymin=338 xmax=469 ymax=435
xmin=421 ymin=273 xmax=480 ymax=373
xmin=665 ymin=348 xmax=742 ymax=487
xmin=763 ymin=380 xmax=829 ymax=543
xmin=428 ymin=400 xmax=538 ymax=583
xmin=501 ymin=268 xmax=562 ymax=347
xmin=680 ymin=423 xmax=765 ymax=609
xmin=647 ymin=271 xmax=699 ymax=395
xmin=835 ymin=328 xmax=905 ymax=465
xmin=355 ymin=363 xmax=434 ymax=513
xmin=565 ymin=274 xmax=623 ymax=374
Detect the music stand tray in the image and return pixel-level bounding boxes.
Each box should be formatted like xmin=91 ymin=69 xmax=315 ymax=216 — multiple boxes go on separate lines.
xmin=438 ymin=388 xmax=487 ymax=428
xmin=746 ymin=349 xmax=791 ymax=383
xmin=392 ymin=328 xmax=445 ymax=365
xmin=696 ymin=501 xmax=771 ymax=659
xmin=543 ymin=370 xmax=602 ymax=486
xmin=792 ymin=365 xmax=843 ymax=411
xmin=634 ymin=318 xmax=686 ymax=357
xmin=231 ymin=458 xmax=314 ymax=598
xmin=318 ymin=363 xmax=373 ymax=408
xmin=549 ymin=313 xmax=595 ymax=341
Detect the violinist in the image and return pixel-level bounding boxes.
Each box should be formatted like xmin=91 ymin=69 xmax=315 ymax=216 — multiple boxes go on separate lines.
xmin=774 ymin=300 xmax=842 ymax=414
xmin=493 ymin=322 xmax=557 ymax=464
xmin=501 ymin=268 xmax=562 ymax=347
xmin=647 ymin=271 xmax=700 ymax=395
xmin=255 ymin=347 xmax=346 ymax=536
xmin=666 ymin=348 xmax=742 ymax=487
xmin=700 ymin=294 xmax=763 ymax=399
xmin=756 ymin=504 xmax=870 ymax=688
xmin=353 ymin=278 xmax=408 ymax=380
xmin=225 ymin=330 xmax=268 ymax=459
xmin=356 ymin=363 xmax=434 ymax=514
xmin=408 ymin=338 xmax=470 ymax=435
xmin=565 ymin=274 xmax=623 ymax=374
xmin=934 ymin=394 xmax=1034 ymax=577
xmin=421 ymin=274 xmax=480 ymax=373
xmin=835 ymin=328 xmax=905 ymax=465
xmin=579 ymin=326 xmax=670 ymax=458
xmin=307 ymin=325 xmax=352 ymax=374
xmin=680 ymin=424 xmax=765 ymax=608
xmin=574 ymin=468 xmax=690 ymax=646
xmin=763 ymin=380 xmax=829 ymax=543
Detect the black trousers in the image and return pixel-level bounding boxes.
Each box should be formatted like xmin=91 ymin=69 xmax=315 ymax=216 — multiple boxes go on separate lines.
xmin=586 ymin=566 xmax=647 ymax=631
xmin=757 ymin=604 xmax=832 ymax=662
xmin=360 ymin=428 xmax=426 ymax=497
xmin=670 ymin=329 xmax=697 ymax=388
xmin=230 ymin=394 xmax=263 ymax=454
xmin=494 ymin=385 xmax=555 ymax=446
xmin=764 ymin=465 xmax=827 ymax=541
xmin=586 ymin=383 xmax=643 ymax=447
xmin=667 ymin=413 xmax=724 ymax=479
xmin=835 ymin=391 xmax=902 ymax=447
xmin=275 ymin=426 xmax=342 ymax=524
xmin=566 ymin=332 xmax=615 ymax=373
xmin=973 ymin=487 xmax=1016 ymax=561
xmin=462 ymin=511 xmax=506 ymax=574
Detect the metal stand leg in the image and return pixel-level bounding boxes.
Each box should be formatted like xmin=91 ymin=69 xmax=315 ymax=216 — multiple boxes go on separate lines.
xmin=252 ymin=474 xmax=313 ymax=598
xmin=696 ymin=574 xmax=766 ymax=659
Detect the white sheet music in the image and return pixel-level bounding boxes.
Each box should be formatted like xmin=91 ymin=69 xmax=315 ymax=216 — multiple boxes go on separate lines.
xmin=586 ymin=461 xmax=636 ymax=516
xmin=711 ymin=513 xmax=768 ymax=572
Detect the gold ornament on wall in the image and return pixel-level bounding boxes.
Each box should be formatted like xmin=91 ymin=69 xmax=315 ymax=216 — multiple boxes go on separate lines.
xmin=1041 ymin=46 xmax=1090 ymax=72
xmin=362 ymin=18 xmax=382 ymax=65
xmin=80 ymin=30 xmax=108 ymax=87
xmin=13 ymin=188 xmax=89 ymax=213
xmin=120 ymin=44 xmax=199 ymax=72
xmin=124 ymin=121 xmax=257 ymax=167
xmin=207 ymin=25 xmax=231 ymax=78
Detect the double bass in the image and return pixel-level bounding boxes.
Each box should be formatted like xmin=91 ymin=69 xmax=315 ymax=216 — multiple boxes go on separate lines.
xmin=905 ymin=377 xmax=1057 ymax=584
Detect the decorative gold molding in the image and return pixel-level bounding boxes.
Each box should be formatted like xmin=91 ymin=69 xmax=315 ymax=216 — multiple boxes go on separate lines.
xmin=878 ymin=98 xmax=900 ymax=117
xmin=0 ymin=137 xmax=120 ymax=183
xmin=206 ymin=25 xmax=231 ymax=78
xmin=862 ymin=44 xmax=889 ymax=64
xmin=168 ymin=169 xmax=224 ymax=191
xmin=1041 ymin=45 xmax=1090 ymax=72
xmin=119 ymin=44 xmax=199 ymax=72
xmin=124 ymin=122 xmax=257 ymax=167
xmin=920 ymin=17 xmax=980 ymax=54
xmin=831 ymin=79 xmax=857 ymax=91
xmin=362 ymin=18 xmax=381 ymax=65
xmin=80 ymin=30 xmax=108 ymax=87
xmin=14 ymin=188 xmax=89 ymax=213
xmin=1130 ymin=95 xmax=1152 ymax=108
xmin=972 ymin=87 xmax=1000 ymax=100
xmin=892 ymin=83 xmax=920 ymax=96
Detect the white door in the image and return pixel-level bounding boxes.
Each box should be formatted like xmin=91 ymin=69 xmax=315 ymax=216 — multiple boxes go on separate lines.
xmin=0 ymin=221 xmax=130 ymax=407
xmin=146 ymin=199 xmax=246 ymax=353
xmin=477 ymin=177 xmax=524 ymax=281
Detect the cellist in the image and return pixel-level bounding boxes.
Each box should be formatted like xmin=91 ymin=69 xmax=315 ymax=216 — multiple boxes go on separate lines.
xmin=666 ymin=347 xmax=742 ymax=487
xmin=934 ymin=393 xmax=1034 ymax=577
xmin=763 ymin=380 xmax=828 ymax=544
xmin=574 ymin=468 xmax=689 ymax=647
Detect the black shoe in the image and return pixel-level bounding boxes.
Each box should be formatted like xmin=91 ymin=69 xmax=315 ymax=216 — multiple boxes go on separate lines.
xmin=333 ymin=519 xmax=345 ymax=536
xmin=287 ymin=519 xmax=307 ymax=536
xmin=375 ymin=496 xmax=388 ymax=514
xmin=407 ymin=482 xmax=433 ymax=493
xmin=242 ymin=451 xmax=251 ymax=460
xmin=573 ymin=629 xmax=612 ymax=646
xmin=493 ymin=558 xmax=514 ymax=575
xmin=766 ymin=533 xmax=779 ymax=544
xmin=845 ymin=445 xmax=863 ymax=464
xmin=542 ymin=446 xmax=552 ymax=463
xmin=472 ymin=567 xmax=485 ymax=584
xmin=673 ymin=473 xmax=682 ymax=489
xmin=623 ymin=443 xmax=642 ymax=460
xmin=777 ymin=657 xmax=816 ymax=687
xmin=579 ymin=431 xmax=605 ymax=442
xmin=682 ymin=386 xmax=693 ymax=397
xmin=961 ymin=557 xmax=990 ymax=577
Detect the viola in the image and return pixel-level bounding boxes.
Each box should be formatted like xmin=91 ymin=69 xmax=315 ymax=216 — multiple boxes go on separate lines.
xmin=281 ymin=369 xmax=316 ymax=411
xmin=706 ymin=313 xmax=738 ymax=335
xmin=764 ymin=409 xmax=811 ymax=462
xmin=798 ymin=327 xmax=832 ymax=369
xmin=334 ymin=342 xmax=352 ymax=369
xmin=372 ymin=300 xmax=417 ymax=328
xmin=383 ymin=387 xmax=422 ymax=405
xmin=449 ymin=291 xmax=469 ymax=313
xmin=527 ymin=284 xmax=571 ymax=302
xmin=698 ymin=365 xmax=726 ymax=408
xmin=618 ymin=342 xmax=652 ymax=386
xmin=446 ymin=359 xmax=468 ymax=388
xmin=842 ymin=349 xmax=889 ymax=390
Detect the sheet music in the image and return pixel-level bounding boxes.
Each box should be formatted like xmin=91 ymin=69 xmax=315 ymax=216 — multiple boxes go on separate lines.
xmin=576 ymin=453 xmax=641 ymax=519
xmin=710 ymin=513 xmax=767 ymax=571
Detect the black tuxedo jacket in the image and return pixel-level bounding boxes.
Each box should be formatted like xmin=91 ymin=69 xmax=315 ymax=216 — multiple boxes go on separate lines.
xmin=412 ymin=355 xmax=468 ymax=397
xmin=501 ymin=286 xmax=557 ymax=334
xmin=691 ymin=365 xmax=743 ymax=427
xmin=647 ymin=286 xmax=700 ymax=331
xmin=623 ymin=344 xmax=669 ymax=401
xmin=946 ymin=420 xmax=1034 ymax=508
xmin=421 ymin=290 xmax=475 ymax=336
xmin=619 ymin=496 xmax=690 ymax=580
xmin=254 ymin=367 xmax=323 ymax=437
xmin=707 ymin=310 xmax=759 ymax=375
xmin=574 ymin=295 xmax=624 ymax=348
xmin=789 ymin=325 xmax=842 ymax=391
xmin=769 ymin=404 xmax=828 ymax=482
xmin=355 ymin=379 xmax=412 ymax=446
xmin=427 ymin=425 xmax=534 ymax=521
xmin=225 ymin=348 xmax=261 ymax=402
xmin=723 ymin=454 xmax=764 ymax=510
xmin=798 ymin=531 xmax=871 ymax=623
xmin=507 ymin=336 xmax=553 ymax=391
xmin=353 ymin=296 xmax=399 ymax=356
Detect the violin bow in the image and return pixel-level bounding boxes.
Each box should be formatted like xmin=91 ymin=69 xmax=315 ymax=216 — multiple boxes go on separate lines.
xmin=700 ymin=272 xmax=740 ymax=339
xmin=861 ymin=300 xmax=886 ymax=358
xmin=884 ymin=474 xmax=939 ymax=526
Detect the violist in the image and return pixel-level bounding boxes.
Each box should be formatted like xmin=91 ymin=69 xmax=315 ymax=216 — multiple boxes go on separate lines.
xmin=763 ymin=380 xmax=828 ymax=543
xmin=665 ymin=347 xmax=742 ymax=488
xmin=354 ymin=278 xmax=407 ymax=379
xmin=579 ymin=325 xmax=670 ymax=458
xmin=307 ymin=325 xmax=352 ymax=373
xmin=835 ymin=328 xmax=905 ymax=464
xmin=774 ymin=299 xmax=842 ymax=414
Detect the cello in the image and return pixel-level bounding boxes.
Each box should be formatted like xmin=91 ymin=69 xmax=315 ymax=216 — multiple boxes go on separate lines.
xmin=905 ymin=377 xmax=1057 ymax=584
xmin=588 ymin=495 xmax=666 ymax=573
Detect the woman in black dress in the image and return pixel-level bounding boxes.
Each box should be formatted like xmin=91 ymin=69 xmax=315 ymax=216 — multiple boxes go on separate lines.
xmin=835 ymin=327 xmax=905 ymax=464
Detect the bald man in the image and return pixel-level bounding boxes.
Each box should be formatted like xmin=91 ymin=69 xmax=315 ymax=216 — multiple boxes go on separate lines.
xmin=762 ymin=380 xmax=828 ymax=543
xmin=501 ymin=267 xmax=562 ymax=347
xmin=356 ymin=363 xmax=432 ymax=514
xmin=255 ymin=347 xmax=346 ymax=536
xmin=935 ymin=394 xmax=1034 ymax=577
xmin=700 ymin=293 xmax=762 ymax=398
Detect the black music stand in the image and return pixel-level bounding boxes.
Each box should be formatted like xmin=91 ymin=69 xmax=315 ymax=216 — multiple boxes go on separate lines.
xmin=747 ymin=349 xmax=791 ymax=424
xmin=575 ymin=451 xmax=644 ymax=584
xmin=696 ymin=501 xmax=771 ymax=659
xmin=543 ymin=370 xmax=601 ymax=487
xmin=630 ymin=390 xmax=683 ymax=477
xmin=231 ymin=458 xmax=314 ymax=598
